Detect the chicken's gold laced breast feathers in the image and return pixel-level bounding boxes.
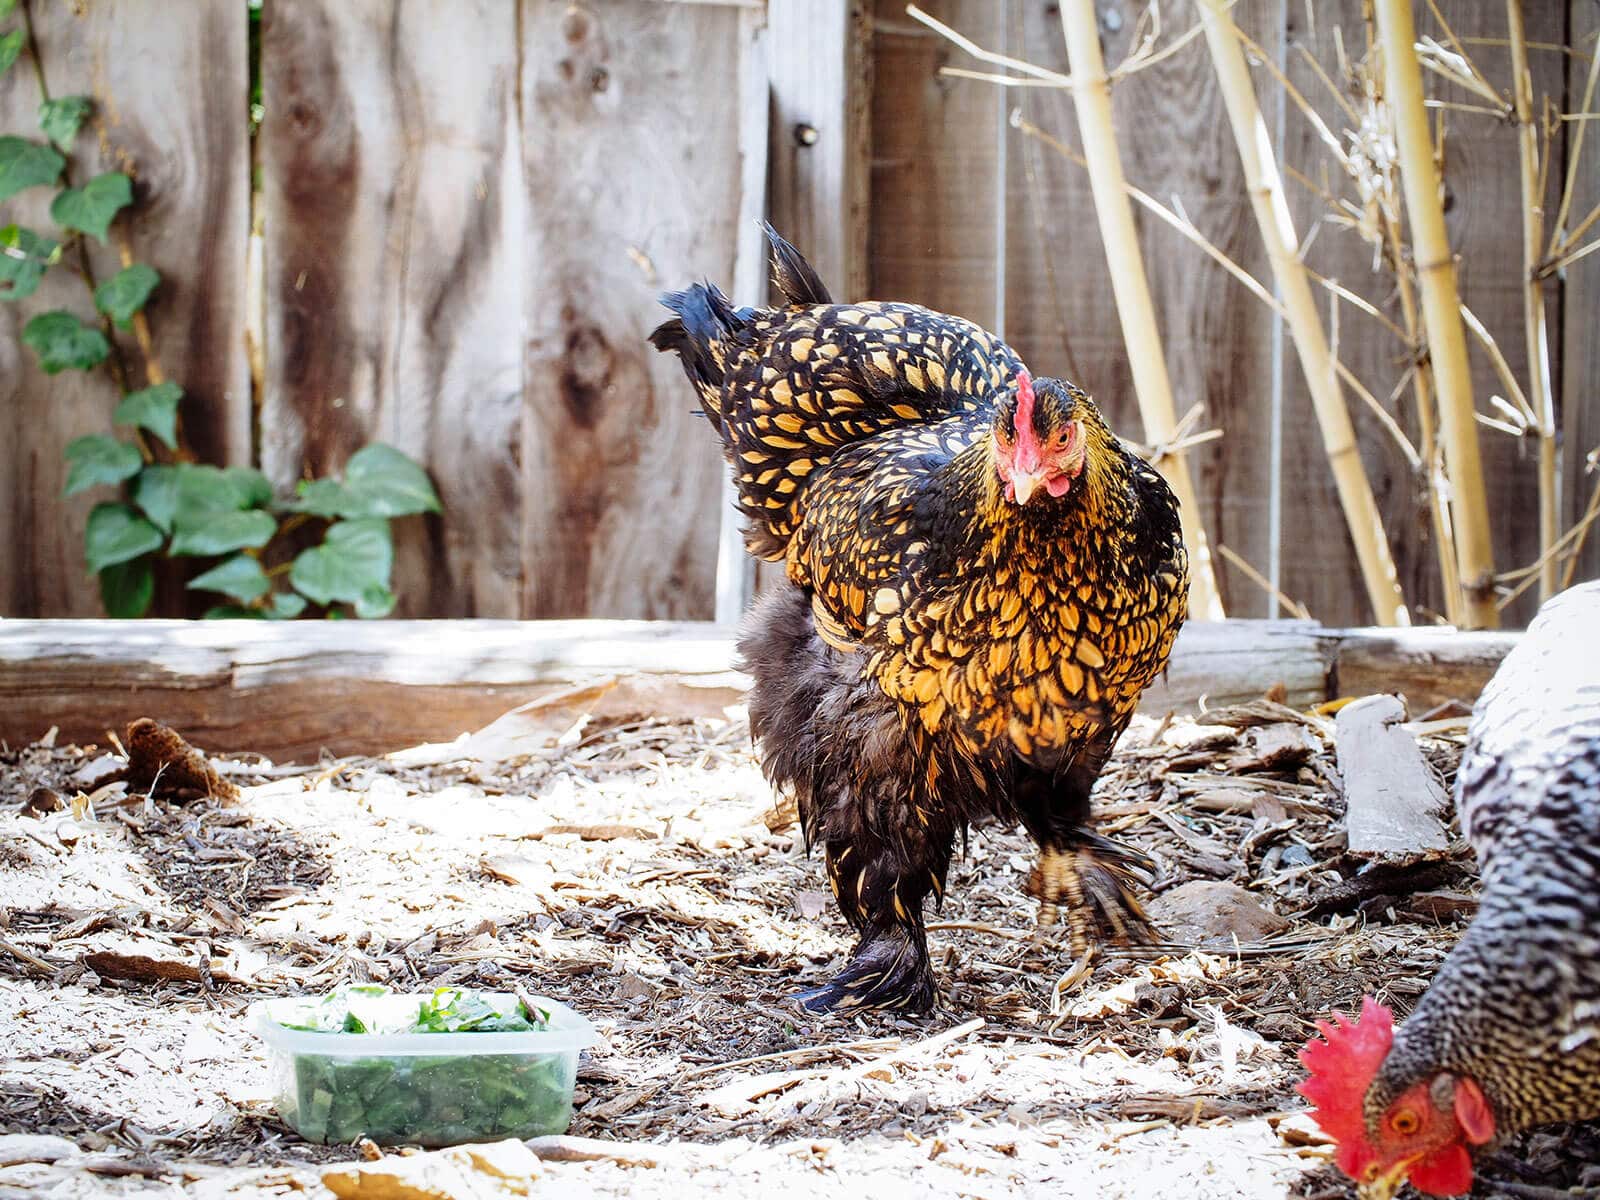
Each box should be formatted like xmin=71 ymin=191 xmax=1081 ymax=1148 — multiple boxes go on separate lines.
xmin=788 ymin=406 xmax=1185 ymax=764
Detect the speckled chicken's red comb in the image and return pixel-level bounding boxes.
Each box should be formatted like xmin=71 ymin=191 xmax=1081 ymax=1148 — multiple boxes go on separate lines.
xmin=1298 ymin=996 xmax=1394 ymax=1152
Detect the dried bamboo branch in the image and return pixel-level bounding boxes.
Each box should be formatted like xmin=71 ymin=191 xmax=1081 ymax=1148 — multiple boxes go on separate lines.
xmin=1459 ymin=303 xmax=1537 ymax=428
xmin=1056 ymin=0 xmax=1224 ymax=620
xmin=1376 ymin=0 xmax=1498 ymax=628
xmin=1200 ymin=0 xmax=1407 ymax=624
xmin=1560 ymin=459 xmax=1600 ymax=591
xmin=1216 ymin=543 xmax=1313 ymax=621
xmin=1496 ymin=495 xmax=1600 ymax=610
xmin=1542 ymin=234 xmax=1600 ymax=276
xmin=1549 ymin=37 xmax=1600 ymax=257
xmin=905 ymin=5 xmax=1071 ymax=86
xmin=1506 ymin=0 xmax=1559 ymax=603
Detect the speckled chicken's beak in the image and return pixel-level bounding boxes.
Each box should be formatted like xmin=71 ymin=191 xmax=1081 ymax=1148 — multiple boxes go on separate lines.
xmin=1357 ymin=1160 xmax=1416 ymax=1200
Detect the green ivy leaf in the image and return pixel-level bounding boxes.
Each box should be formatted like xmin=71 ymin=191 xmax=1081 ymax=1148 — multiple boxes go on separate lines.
xmin=84 ymin=502 xmax=163 ymax=573
xmin=222 ymin=465 xmax=273 ymax=510
xmin=270 ymin=591 xmax=307 ymax=619
xmin=62 ymin=434 xmax=142 ymax=496
xmin=287 ymin=444 xmax=441 ymax=519
xmin=99 ymin=556 xmax=154 ymax=618
xmin=344 ymin=443 xmax=442 ymax=516
xmin=0 ymin=136 xmax=64 ymax=203
xmin=131 ymin=464 xmax=179 ymax=532
xmin=135 ymin=462 xmax=273 ymax=533
xmin=38 ymin=95 xmax=91 ymax=151
xmin=50 ymin=171 xmax=132 ymax=241
xmin=0 ymin=224 xmax=59 ymax=301
xmin=354 ymin=584 xmax=396 ymax=619
xmin=0 ymin=1 xmax=17 ymax=24
xmin=114 ymin=381 xmax=182 ymax=450
xmin=23 ymin=309 xmax=109 ymax=373
xmin=169 ymin=508 xmax=276 ymax=557
xmin=187 ymin=552 xmax=270 ymax=603
xmin=290 ymin=519 xmax=393 ymax=607
xmin=203 ymin=604 xmax=264 ymax=619
xmin=0 ymin=29 xmax=22 ymax=78
xmin=286 ymin=477 xmax=357 ymax=518
xmin=95 ymin=263 xmax=160 ymax=329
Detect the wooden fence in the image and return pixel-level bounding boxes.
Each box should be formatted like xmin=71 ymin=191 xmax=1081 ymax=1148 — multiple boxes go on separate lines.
xmin=1 ymin=0 xmax=1595 ymax=628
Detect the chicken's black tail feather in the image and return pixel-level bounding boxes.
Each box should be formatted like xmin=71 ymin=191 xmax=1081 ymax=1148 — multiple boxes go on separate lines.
xmin=648 ymin=280 xmax=743 ymax=429
xmin=763 ymin=222 xmax=832 ymax=307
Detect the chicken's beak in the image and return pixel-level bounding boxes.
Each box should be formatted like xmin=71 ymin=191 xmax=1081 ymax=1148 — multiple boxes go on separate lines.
xmin=1009 ymin=470 xmax=1047 ymax=506
xmin=1357 ymin=1159 xmax=1418 ymax=1200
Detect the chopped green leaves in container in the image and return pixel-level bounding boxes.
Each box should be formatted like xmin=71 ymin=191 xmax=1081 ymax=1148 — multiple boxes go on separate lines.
xmin=253 ymin=986 xmax=595 ymax=1147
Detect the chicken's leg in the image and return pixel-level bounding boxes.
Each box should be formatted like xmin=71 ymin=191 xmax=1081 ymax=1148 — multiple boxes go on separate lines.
xmin=793 ymin=813 xmax=958 ymax=1014
xmin=1013 ymin=722 xmax=1157 ymax=956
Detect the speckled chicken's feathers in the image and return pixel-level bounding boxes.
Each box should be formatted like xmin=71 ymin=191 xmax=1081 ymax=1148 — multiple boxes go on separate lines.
xmin=1369 ymin=579 xmax=1600 ymax=1134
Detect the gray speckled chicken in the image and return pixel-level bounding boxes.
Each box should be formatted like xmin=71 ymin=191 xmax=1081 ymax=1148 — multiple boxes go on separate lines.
xmin=1300 ymin=579 xmax=1600 ymax=1198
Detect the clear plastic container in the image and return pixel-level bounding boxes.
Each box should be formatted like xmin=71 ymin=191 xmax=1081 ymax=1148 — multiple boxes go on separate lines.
xmin=252 ymin=992 xmax=595 ymax=1147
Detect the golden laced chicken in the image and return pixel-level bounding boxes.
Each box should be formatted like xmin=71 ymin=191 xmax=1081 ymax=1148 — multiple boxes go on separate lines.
xmin=1300 ymin=579 xmax=1600 ymax=1197
xmin=650 ymin=226 xmax=1189 ymax=1012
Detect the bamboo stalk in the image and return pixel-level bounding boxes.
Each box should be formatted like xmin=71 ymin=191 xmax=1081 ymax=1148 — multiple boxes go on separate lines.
xmin=1387 ymin=219 xmax=1460 ymax=623
xmin=1200 ymin=0 xmax=1408 ymax=626
xmin=1375 ymin=0 xmax=1498 ymax=628
xmin=1057 ymin=0 xmax=1223 ymax=621
xmin=1506 ymin=0 xmax=1559 ymax=603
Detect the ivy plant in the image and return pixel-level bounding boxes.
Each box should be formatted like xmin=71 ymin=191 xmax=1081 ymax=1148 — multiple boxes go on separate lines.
xmin=0 ymin=2 xmax=440 ymax=618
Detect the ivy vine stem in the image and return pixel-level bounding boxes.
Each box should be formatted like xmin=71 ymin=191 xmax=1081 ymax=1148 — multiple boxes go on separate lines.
xmin=18 ymin=0 xmax=132 ymax=397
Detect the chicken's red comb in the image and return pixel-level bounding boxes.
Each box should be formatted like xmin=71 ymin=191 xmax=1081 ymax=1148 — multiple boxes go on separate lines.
xmin=1012 ymin=370 xmax=1040 ymax=464
xmin=1297 ymin=996 xmax=1394 ymax=1149
xmin=1015 ymin=370 xmax=1035 ymax=422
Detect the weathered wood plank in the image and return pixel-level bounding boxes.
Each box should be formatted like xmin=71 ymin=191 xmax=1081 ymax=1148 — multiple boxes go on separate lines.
xmin=0 ymin=620 xmax=746 ymax=762
xmin=766 ymin=0 xmax=872 ymax=303
xmin=715 ymin=7 xmax=772 ymax=622
xmin=260 ymin=0 xmax=523 ymax=618
xmin=1335 ymin=693 xmax=1452 ymax=861
xmin=0 ymin=618 xmax=1519 ymax=760
xmin=519 ymin=0 xmax=742 ymax=619
xmin=1140 ymin=619 xmax=1332 ymax=712
xmin=1334 ymin=626 xmax=1521 ymax=713
xmin=723 ymin=0 xmax=872 ymax=612
xmin=868 ymin=0 xmax=1001 ymax=324
xmin=0 ymin=0 xmax=250 ymax=617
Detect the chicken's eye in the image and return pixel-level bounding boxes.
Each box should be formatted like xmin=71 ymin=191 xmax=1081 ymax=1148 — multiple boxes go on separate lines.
xmin=1390 ymin=1109 xmax=1420 ymax=1136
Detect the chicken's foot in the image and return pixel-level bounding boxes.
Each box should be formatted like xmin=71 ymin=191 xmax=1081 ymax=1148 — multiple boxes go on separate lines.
xmin=1026 ymin=832 xmax=1158 ymax=956
xmin=792 ymin=922 xmax=934 ymax=1013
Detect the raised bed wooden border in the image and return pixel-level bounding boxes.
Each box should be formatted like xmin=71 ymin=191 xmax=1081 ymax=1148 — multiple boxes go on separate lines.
xmin=0 ymin=619 xmax=1516 ymax=761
